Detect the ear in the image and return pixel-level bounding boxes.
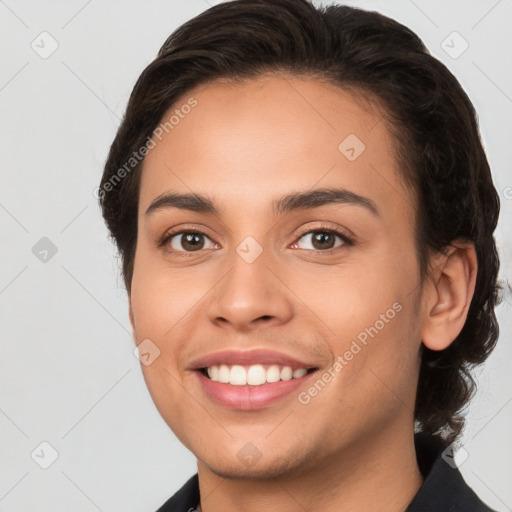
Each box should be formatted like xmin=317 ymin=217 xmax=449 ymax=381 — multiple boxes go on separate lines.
xmin=421 ymin=241 xmax=478 ymax=351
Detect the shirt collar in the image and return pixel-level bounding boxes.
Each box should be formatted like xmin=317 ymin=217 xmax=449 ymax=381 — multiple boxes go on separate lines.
xmin=407 ymin=432 xmax=494 ymax=511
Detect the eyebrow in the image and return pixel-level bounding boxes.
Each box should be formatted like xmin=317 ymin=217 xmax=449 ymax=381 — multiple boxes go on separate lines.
xmin=145 ymin=187 xmax=379 ymax=217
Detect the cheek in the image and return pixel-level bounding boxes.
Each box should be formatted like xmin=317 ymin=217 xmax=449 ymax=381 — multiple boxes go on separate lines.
xmin=130 ymin=258 xmax=203 ymax=341
xmin=130 ymin=261 xmax=199 ymax=439
xmin=286 ymin=254 xmax=411 ymax=339
xmin=291 ymin=245 xmax=420 ymax=384
xmin=129 ymin=258 xmax=187 ymax=390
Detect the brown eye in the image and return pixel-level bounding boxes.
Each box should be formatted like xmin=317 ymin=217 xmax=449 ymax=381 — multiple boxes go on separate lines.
xmin=168 ymin=231 xmax=216 ymax=252
xmin=295 ymin=229 xmax=349 ymax=251
xmin=311 ymin=232 xmax=336 ymax=250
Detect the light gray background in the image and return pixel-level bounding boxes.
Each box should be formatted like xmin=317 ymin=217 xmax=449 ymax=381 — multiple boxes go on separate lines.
xmin=0 ymin=0 xmax=511 ymax=510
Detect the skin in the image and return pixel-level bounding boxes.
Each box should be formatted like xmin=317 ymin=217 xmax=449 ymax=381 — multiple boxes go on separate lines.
xmin=129 ymin=73 xmax=477 ymax=512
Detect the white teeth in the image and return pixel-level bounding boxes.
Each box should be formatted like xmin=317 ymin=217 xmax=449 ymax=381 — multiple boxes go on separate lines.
xmin=218 ymin=365 xmax=230 ymax=383
xmin=280 ymin=366 xmax=293 ymax=381
xmin=266 ymin=365 xmax=281 ymax=383
xmin=230 ymin=365 xmax=247 ymax=386
xmin=205 ymin=364 xmax=310 ymax=385
xmin=292 ymin=368 xmax=307 ymax=378
xmin=247 ymin=365 xmax=267 ymax=386
xmin=208 ymin=366 xmax=219 ymax=381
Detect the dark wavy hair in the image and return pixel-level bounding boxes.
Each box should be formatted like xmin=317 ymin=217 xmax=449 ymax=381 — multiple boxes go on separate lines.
xmin=99 ymin=0 xmax=501 ymax=443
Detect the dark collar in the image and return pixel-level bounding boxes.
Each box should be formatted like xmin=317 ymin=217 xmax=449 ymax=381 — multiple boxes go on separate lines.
xmin=156 ymin=473 xmax=199 ymax=512
xmin=157 ymin=433 xmax=495 ymax=511
xmin=406 ymin=433 xmax=495 ymax=511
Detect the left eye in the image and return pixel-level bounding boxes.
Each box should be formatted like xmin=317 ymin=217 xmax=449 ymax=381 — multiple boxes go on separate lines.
xmin=294 ymin=230 xmax=347 ymax=251
xmin=168 ymin=232 xmax=217 ymax=252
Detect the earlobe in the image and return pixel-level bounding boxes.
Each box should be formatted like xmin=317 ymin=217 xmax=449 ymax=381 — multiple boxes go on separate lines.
xmin=421 ymin=242 xmax=478 ymax=351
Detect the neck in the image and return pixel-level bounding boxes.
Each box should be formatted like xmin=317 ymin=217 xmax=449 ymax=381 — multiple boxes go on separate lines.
xmin=196 ymin=421 xmax=423 ymax=512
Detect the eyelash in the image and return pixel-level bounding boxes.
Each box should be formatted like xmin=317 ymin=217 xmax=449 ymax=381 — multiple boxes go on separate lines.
xmin=294 ymin=224 xmax=353 ymax=248
xmin=158 ymin=225 xmax=354 ymax=257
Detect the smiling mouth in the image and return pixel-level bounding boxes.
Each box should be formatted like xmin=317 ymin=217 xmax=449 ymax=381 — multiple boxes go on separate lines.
xmin=199 ymin=364 xmax=318 ymax=386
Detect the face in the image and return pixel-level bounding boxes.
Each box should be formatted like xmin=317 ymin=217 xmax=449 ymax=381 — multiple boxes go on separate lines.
xmin=130 ymin=74 xmax=426 ymax=479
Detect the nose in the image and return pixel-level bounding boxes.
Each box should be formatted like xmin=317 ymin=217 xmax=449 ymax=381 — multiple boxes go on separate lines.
xmin=205 ymin=250 xmax=294 ymax=332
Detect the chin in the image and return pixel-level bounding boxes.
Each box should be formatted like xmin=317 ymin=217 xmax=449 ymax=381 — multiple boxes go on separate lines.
xmin=199 ymin=448 xmax=309 ymax=481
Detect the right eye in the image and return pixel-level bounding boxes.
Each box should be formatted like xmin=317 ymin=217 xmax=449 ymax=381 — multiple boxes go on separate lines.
xmin=162 ymin=230 xmax=218 ymax=253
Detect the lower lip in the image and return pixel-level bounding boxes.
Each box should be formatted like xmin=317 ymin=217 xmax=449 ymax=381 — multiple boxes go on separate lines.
xmin=196 ymin=371 xmax=315 ymax=410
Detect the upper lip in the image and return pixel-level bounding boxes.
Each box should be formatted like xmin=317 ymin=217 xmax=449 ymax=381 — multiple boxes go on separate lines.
xmin=189 ymin=349 xmax=319 ymax=371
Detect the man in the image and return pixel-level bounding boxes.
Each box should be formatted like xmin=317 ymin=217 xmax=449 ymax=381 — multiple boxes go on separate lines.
xmin=98 ymin=1 xmax=501 ymax=510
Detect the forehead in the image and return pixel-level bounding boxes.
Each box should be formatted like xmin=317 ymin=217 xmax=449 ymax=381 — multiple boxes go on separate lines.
xmin=139 ymin=73 xmax=414 ymax=220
